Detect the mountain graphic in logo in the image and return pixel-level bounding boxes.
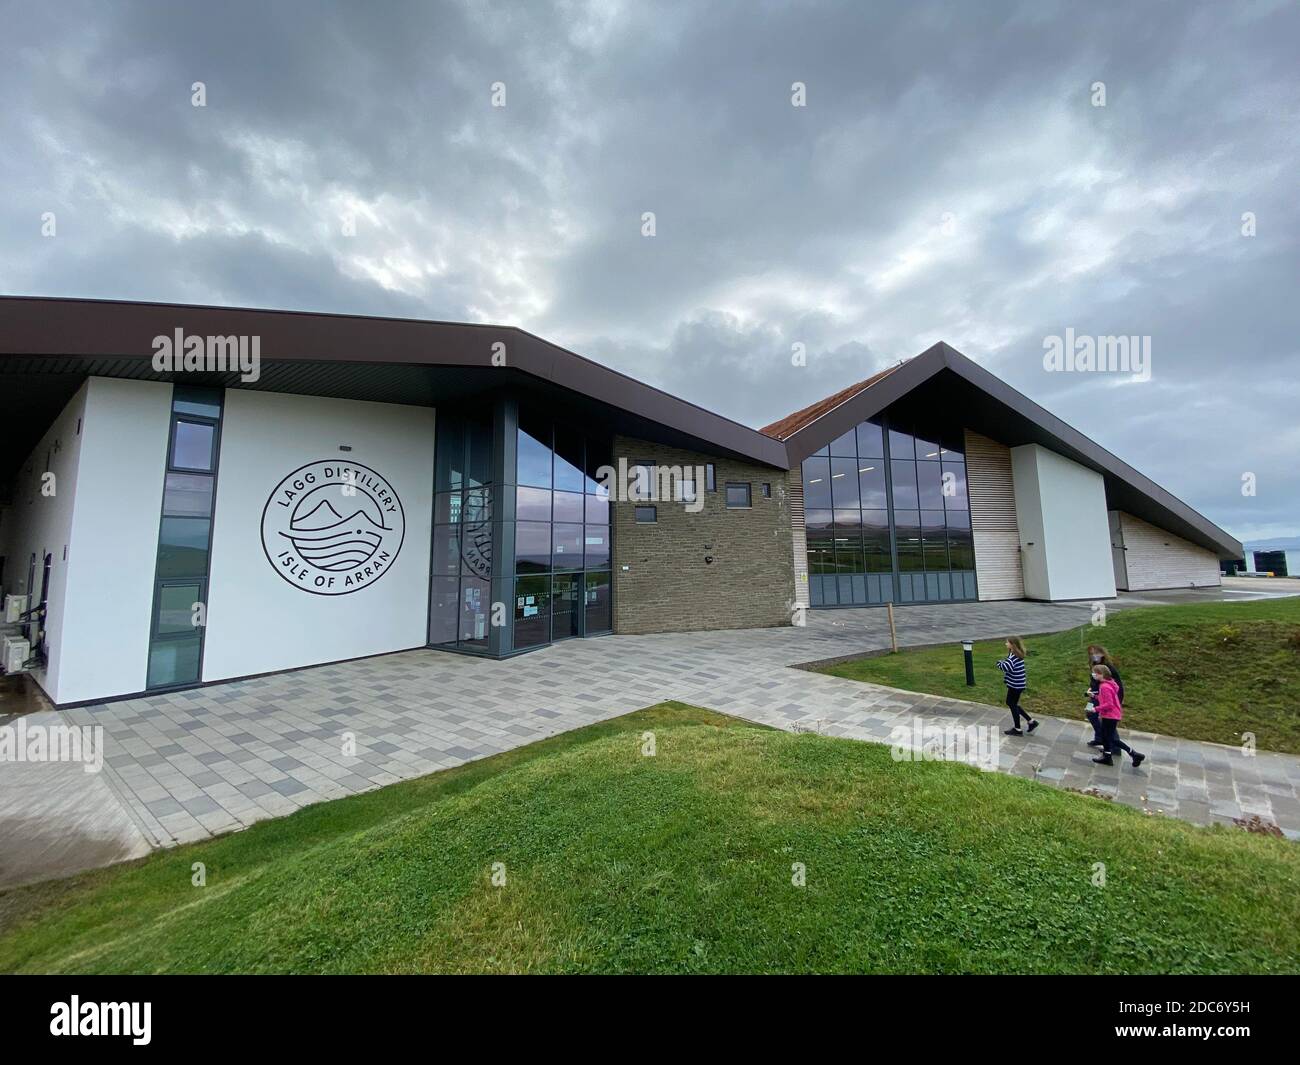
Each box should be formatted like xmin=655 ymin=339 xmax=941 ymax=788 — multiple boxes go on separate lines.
xmin=261 ymin=460 xmax=406 ymax=597
xmin=280 ymin=496 xmax=392 ymax=571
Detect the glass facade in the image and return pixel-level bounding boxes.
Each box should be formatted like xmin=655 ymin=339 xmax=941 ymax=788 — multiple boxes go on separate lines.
xmin=147 ymin=385 xmax=222 ymax=688
xmin=428 ymin=399 xmax=612 ymax=655
xmin=803 ymin=412 xmax=976 ymax=605
xmin=510 ymin=410 xmax=612 ymax=648
xmin=429 ymin=408 xmax=496 ymax=651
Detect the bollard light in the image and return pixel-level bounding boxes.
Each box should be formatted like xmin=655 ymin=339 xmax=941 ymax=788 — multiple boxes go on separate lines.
xmin=962 ymin=640 xmax=975 ymax=686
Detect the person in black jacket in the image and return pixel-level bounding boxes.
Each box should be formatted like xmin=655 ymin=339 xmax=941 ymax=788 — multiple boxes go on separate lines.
xmin=1084 ymin=644 xmax=1124 ymax=748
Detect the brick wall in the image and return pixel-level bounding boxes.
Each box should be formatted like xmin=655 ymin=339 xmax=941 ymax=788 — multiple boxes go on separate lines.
xmin=612 ymin=436 xmax=794 ymax=634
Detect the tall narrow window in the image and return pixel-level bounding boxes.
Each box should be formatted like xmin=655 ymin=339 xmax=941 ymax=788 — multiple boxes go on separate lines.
xmin=147 ymin=386 xmax=222 ymax=690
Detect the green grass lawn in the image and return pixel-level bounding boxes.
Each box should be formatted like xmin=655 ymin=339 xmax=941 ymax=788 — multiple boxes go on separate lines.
xmin=2 ymin=702 xmax=1297 ymax=974
xmin=818 ymin=598 xmax=1300 ymax=753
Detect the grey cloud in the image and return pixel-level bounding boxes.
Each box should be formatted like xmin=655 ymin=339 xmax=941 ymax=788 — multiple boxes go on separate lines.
xmin=0 ymin=0 xmax=1296 ymax=540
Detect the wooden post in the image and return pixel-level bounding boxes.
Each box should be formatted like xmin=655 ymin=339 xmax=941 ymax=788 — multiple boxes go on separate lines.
xmin=887 ymin=602 xmax=898 ymax=653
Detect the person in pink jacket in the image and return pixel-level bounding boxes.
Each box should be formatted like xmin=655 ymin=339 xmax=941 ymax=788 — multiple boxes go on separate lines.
xmin=1090 ymin=664 xmax=1145 ymax=768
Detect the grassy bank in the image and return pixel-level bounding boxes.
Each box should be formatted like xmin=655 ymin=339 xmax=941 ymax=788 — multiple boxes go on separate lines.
xmin=818 ymin=598 xmax=1300 ymax=753
xmin=2 ymin=702 xmax=1297 ymax=974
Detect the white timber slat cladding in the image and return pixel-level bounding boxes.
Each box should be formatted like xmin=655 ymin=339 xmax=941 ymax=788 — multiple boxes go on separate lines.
xmin=964 ymin=429 xmax=1025 ymax=600
xmin=788 ymin=469 xmax=811 ymax=609
xmin=1114 ymin=511 xmax=1221 ymax=590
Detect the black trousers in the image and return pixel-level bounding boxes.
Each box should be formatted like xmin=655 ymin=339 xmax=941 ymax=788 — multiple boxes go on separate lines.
xmin=1086 ymin=707 xmax=1102 ymax=741
xmin=1006 ymin=687 xmax=1031 ymax=728
xmin=1099 ymin=717 xmax=1132 ymax=757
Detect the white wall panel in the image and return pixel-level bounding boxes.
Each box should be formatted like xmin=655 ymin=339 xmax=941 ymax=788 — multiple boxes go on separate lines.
xmin=202 ymin=391 xmax=434 ymax=682
xmin=59 ymin=378 xmax=173 ymax=703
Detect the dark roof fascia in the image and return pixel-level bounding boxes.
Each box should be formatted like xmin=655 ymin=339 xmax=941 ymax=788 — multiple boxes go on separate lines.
xmin=778 ymin=339 xmax=1241 ymax=559
xmin=0 ymin=296 xmax=789 ymax=470
xmin=933 ymin=343 xmax=1242 ymax=558
xmin=780 ymin=343 xmax=949 ymax=464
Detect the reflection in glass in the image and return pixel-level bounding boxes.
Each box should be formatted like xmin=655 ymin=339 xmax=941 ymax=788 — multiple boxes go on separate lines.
xmin=829 ymin=429 xmax=857 ymax=456
xmin=801 ymin=457 xmax=832 ymax=510
xmin=516 ymin=485 xmax=551 ymax=522
xmin=157 ymin=583 xmax=202 ymax=634
xmin=917 ymin=460 xmax=946 ymax=510
xmin=171 ymin=421 xmax=215 ymax=471
xmin=584 ymin=526 xmax=610 ymax=569
xmin=515 ymin=521 xmax=551 ymax=574
xmin=856 ymin=420 xmax=885 ymax=458
xmin=517 ymin=415 xmax=552 ymax=488
xmin=890 ymin=461 xmax=919 ymax=510
xmin=888 ymin=428 xmax=915 ymax=460
xmin=554 ymin=430 xmax=585 ymax=493
xmin=941 ymin=460 xmax=968 ymax=509
xmin=157 ymin=517 xmax=210 ymax=578
xmin=830 ymin=458 xmax=860 ymax=508
xmin=553 ymin=490 xmax=584 ymax=523
xmin=147 ymin=636 xmax=201 ymax=688
xmin=162 ymin=472 xmax=213 ymax=518
xmin=584 ymin=572 xmax=612 ymax=633
xmin=553 ymin=523 xmax=584 ymax=571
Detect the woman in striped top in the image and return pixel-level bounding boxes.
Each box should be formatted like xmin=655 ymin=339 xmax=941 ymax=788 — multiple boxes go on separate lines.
xmin=997 ymin=636 xmax=1037 ymax=736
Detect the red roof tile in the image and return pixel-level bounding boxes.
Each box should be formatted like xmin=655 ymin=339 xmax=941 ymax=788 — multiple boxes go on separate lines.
xmin=758 ymin=361 xmax=906 ymax=440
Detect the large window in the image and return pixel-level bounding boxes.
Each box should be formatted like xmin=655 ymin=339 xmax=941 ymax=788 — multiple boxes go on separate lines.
xmin=147 ymin=386 xmax=222 ymax=689
xmin=429 ymin=409 xmax=496 ymax=651
xmin=511 ymin=411 xmax=612 ymax=648
xmin=801 ymin=414 xmax=974 ymax=605
xmin=429 ymin=404 xmax=613 ymax=655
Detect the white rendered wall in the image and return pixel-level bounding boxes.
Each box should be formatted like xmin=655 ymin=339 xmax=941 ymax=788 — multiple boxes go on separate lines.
xmin=202 ymin=390 xmax=434 ymax=682
xmin=1010 ymin=444 xmax=1116 ymax=601
xmin=59 ymin=378 xmax=174 ymax=703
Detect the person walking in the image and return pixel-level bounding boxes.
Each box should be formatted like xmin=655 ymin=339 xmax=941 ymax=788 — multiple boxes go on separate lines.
xmin=997 ymin=636 xmax=1037 ymax=736
xmin=1090 ymin=663 xmax=1145 ymax=768
xmin=1084 ymin=644 xmax=1124 ymax=748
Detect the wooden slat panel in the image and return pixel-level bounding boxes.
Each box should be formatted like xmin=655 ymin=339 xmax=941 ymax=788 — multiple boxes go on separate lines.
xmin=964 ymin=430 xmax=1024 ymax=600
xmin=1117 ymin=511 xmax=1221 ymax=590
xmin=787 ymin=469 xmax=811 ymax=609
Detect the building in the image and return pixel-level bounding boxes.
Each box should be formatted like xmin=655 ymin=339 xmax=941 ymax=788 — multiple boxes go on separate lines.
xmin=0 ymin=297 xmax=1242 ymax=707
xmin=1242 ymin=543 xmax=1300 ymax=577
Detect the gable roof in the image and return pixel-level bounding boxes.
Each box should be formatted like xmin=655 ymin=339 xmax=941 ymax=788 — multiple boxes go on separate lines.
xmin=0 ymin=295 xmax=789 ymax=481
xmin=1 ymin=297 xmax=1241 ymax=559
xmin=759 ymin=362 xmax=906 ymax=440
xmin=764 ymin=341 xmax=1242 ymax=559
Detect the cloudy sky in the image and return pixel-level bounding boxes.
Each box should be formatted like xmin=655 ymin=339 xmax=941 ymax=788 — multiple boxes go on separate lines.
xmin=2 ymin=0 xmax=1297 ymax=542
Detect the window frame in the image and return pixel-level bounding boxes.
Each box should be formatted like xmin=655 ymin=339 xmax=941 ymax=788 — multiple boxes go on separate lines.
xmin=724 ymin=482 xmax=752 ymax=509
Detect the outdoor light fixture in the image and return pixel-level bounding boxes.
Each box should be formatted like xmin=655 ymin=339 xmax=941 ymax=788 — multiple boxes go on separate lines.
xmin=962 ymin=639 xmax=975 ymax=686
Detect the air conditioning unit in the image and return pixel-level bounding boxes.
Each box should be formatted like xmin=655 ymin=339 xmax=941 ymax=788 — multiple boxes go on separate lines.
xmin=3 ymin=594 xmax=28 ymax=624
xmin=2 ymin=635 xmax=30 ymax=674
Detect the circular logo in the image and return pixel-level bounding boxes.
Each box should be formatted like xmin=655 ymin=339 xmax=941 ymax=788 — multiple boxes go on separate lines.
xmin=261 ymin=460 xmax=405 ymax=596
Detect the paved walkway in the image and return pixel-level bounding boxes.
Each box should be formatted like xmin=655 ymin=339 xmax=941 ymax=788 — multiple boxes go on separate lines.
xmin=4 ymin=593 xmax=1299 ymax=889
